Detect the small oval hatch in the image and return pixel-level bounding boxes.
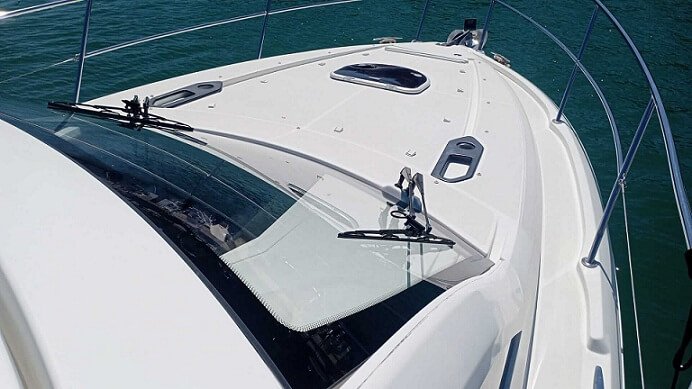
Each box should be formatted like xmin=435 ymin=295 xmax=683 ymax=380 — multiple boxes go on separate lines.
xmin=330 ymin=63 xmax=430 ymax=94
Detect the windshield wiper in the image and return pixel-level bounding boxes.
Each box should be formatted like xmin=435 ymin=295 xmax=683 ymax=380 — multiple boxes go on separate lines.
xmin=48 ymin=96 xmax=194 ymax=132
xmin=337 ymin=228 xmax=455 ymax=246
xmin=337 ymin=167 xmax=455 ymax=247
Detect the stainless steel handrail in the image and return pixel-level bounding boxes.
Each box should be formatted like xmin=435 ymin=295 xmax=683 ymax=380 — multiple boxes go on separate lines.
xmin=554 ymin=6 xmax=599 ymax=125
xmin=3 ymin=0 xmax=688 ymax=258
xmin=0 ymin=0 xmax=81 ymax=20
xmin=486 ymin=0 xmax=624 ymax=170
xmin=63 ymin=0 xmax=358 ymax=99
xmin=481 ymin=0 xmax=691 ymax=264
xmin=414 ymin=0 xmax=432 ymax=41
xmin=591 ymin=0 xmax=691 ymax=250
xmin=72 ymin=0 xmax=92 ymax=103
xmin=257 ymin=0 xmax=273 ymax=59
xmin=1 ymin=1 xmax=687 ymax=385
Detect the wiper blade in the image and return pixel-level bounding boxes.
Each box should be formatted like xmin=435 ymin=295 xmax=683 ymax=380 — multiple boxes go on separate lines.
xmin=337 ymin=167 xmax=456 ymax=247
xmin=337 ymin=229 xmax=455 ymax=247
xmin=47 ymin=97 xmax=193 ymax=132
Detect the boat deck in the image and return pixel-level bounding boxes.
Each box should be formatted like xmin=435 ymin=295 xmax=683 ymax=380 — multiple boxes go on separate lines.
xmin=87 ymin=42 xmax=620 ymax=387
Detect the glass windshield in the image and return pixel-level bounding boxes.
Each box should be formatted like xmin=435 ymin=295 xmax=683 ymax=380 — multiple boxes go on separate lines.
xmin=223 ymin=174 xmax=478 ymax=332
xmin=3 ymin=108 xmax=491 ymax=388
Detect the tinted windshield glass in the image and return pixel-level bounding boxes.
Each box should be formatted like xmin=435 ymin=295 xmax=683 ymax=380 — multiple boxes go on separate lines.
xmin=4 ymin=110 xmax=490 ymax=388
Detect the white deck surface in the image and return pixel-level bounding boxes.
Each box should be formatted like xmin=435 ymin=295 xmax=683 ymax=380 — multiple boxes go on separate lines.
xmin=96 ymin=42 xmax=621 ymax=388
xmin=0 ymin=42 xmax=621 ymax=388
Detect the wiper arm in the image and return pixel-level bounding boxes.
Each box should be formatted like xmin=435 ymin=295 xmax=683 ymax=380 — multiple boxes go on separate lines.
xmin=338 ymin=167 xmax=455 ymax=247
xmin=47 ymin=96 xmax=194 ymax=132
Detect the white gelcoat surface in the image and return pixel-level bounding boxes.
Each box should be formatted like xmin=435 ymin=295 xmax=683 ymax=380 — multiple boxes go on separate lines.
xmin=0 ymin=41 xmax=621 ymax=388
xmin=0 ymin=123 xmax=280 ymax=388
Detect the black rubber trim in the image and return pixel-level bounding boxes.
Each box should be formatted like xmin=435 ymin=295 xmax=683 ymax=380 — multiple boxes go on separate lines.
xmin=499 ymin=332 xmax=522 ymax=389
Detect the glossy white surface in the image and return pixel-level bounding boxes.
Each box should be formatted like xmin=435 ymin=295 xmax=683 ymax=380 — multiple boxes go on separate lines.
xmin=92 ymin=42 xmax=620 ymax=388
xmin=0 ymin=123 xmax=280 ymax=388
xmin=0 ymin=41 xmax=621 ymax=388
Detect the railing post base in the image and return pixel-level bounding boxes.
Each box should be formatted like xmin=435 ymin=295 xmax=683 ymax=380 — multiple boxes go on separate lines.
xmin=582 ymin=257 xmax=599 ymax=268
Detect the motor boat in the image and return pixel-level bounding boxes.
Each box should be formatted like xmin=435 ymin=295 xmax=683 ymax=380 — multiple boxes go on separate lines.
xmin=0 ymin=1 xmax=689 ymax=388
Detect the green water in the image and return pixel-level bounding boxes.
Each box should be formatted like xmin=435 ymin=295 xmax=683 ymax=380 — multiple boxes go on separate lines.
xmin=0 ymin=0 xmax=690 ymax=387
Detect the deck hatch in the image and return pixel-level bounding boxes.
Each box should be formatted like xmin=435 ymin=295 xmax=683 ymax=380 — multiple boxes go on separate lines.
xmin=330 ymin=63 xmax=430 ymax=94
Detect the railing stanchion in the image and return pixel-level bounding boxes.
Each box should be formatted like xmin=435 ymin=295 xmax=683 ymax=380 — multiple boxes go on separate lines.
xmin=555 ymin=6 xmax=599 ymax=123
xmin=478 ymin=0 xmax=496 ymax=51
xmin=414 ymin=0 xmax=432 ymax=41
xmin=583 ymin=97 xmax=655 ymax=267
xmin=73 ymin=0 xmax=93 ymax=103
xmin=257 ymin=0 xmax=273 ymax=59
xmin=591 ymin=0 xmax=692 ymax=248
